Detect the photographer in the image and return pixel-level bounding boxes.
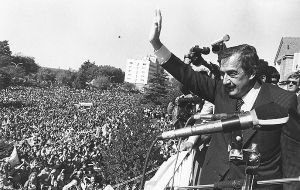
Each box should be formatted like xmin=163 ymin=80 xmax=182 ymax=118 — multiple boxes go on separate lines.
xmin=149 ymin=9 xmax=300 ymax=190
xmin=168 ymin=89 xmax=203 ymax=127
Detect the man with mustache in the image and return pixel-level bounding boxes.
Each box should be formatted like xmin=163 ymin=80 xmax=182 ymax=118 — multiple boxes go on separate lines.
xmin=149 ymin=9 xmax=300 ymax=190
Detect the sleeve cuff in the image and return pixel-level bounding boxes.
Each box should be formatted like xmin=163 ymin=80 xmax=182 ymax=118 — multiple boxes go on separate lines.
xmin=186 ymin=135 xmax=199 ymax=144
xmin=154 ymin=45 xmax=172 ymax=65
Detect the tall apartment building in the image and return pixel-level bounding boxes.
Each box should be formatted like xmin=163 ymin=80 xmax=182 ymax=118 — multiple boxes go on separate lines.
xmin=274 ymin=37 xmax=300 ymax=80
xmin=124 ymin=55 xmax=164 ymax=89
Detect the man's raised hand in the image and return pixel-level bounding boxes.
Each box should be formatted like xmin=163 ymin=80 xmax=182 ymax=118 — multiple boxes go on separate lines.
xmin=149 ymin=9 xmax=163 ymax=50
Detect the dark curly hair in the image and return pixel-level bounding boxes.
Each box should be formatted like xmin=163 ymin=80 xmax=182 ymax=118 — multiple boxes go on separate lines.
xmin=218 ymin=44 xmax=260 ymax=79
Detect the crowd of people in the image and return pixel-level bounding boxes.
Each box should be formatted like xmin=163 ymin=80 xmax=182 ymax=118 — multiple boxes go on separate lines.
xmin=0 ymin=85 xmax=179 ymax=190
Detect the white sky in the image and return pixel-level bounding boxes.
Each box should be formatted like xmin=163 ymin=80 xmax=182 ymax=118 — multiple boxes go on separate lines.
xmin=0 ymin=0 xmax=299 ymax=71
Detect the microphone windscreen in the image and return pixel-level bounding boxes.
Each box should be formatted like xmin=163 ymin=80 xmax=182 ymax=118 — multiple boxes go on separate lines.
xmin=202 ymin=47 xmax=210 ymax=55
xmin=222 ymin=34 xmax=230 ymax=42
xmin=254 ymin=102 xmax=289 ymax=125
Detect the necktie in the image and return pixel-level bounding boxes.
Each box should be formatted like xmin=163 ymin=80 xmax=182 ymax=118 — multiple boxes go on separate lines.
xmin=236 ymin=98 xmax=244 ymax=111
xmin=229 ymin=98 xmax=244 ymax=161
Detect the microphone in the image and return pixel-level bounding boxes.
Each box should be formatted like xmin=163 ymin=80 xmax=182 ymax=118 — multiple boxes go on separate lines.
xmin=211 ymin=34 xmax=230 ymax=46
xmin=192 ymin=112 xmax=241 ymax=121
xmin=157 ymin=102 xmax=289 ymax=140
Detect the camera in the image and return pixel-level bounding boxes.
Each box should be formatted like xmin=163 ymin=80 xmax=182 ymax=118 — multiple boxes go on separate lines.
xmin=212 ymin=42 xmax=227 ymax=54
xmin=174 ymin=95 xmax=204 ymax=123
xmin=185 ymin=35 xmax=230 ymax=66
xmin=184 ymin=46 xmax=210 ymax=66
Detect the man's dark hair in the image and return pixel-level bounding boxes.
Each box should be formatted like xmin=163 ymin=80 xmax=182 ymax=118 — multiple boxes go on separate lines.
xmin=257 ymin=65 xmax=280 ymax=84
xmin=288 ymin=71 xmax=300 ymax=80
xmin=218 ymin=44 xmax=260 ymax=78
xmin=266 ymin=66 xmax=280 ymax=82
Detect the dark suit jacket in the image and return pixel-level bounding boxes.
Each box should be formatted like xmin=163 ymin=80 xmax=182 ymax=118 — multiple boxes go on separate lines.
xmin=162 ymin=54 xmax=300 ymax=190
xmin=280 ymin=94 xmax=300 ymax=190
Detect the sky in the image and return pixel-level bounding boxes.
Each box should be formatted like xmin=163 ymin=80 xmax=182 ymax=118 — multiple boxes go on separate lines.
xmin=0 ymin=0 xmax=300 ymax=71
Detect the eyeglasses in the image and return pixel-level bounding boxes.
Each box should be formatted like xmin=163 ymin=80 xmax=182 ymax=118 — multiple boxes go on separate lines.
xmin=220 ymin=70 xmax=245 ymax=79
xmin=287 ymin=80 xmax=298 ymax=85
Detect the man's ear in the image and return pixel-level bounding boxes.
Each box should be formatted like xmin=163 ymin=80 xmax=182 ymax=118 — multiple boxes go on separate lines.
xmin=259 ymin=75 xmax=266 ymax=82
xmin=249 ymin=71 xmax=256 ymax=80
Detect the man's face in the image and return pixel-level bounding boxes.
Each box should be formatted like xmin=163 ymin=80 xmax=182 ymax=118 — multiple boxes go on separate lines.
xmin=270 ymin=77 xmax=279 ymax=85
xmin=287 ymin=78 xmax=300 ymax=93
xmin=220 ymin=54 xmax=255 ymax=98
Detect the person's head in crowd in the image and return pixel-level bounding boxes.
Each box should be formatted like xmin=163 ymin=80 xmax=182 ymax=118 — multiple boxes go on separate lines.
xmin=258 ymin=65 xmax=280 ymax=85
xmin=76 ymin=170 xmax=83 ymax=179
xmin=286 ymin=72 xmax=300 ymax=94
xmin=43 ymin=164 xmax=50 ymax=172
xmin=90 ymin=175 xmax=96 ymax=184
xmin=5 ymin=162 xmax=12 ymax=171
xmin=58 ymin=172 xmax=65 ymax=181
xmin=20 ymin=165 xmax=26 ymax=171
xmin=218 ymin=44 xmax=260 ymax=98
xmin=52 ymin=180 xmax=58 ymax=189
xmin=53 ymin=159 xmax=60 ymax=168
xmin=28 ymin=172 xmax=38 ymax=184
xmin=266 ymin=66 xmax=280 ymax=85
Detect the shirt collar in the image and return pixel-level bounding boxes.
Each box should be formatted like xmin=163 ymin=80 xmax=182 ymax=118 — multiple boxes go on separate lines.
xmin=240 ymin=82 xmax=261 ymax=111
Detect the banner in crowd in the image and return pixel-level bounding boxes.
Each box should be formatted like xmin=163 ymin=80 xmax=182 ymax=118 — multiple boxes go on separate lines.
xmin=103 ymin=185 xmax=114 ymax=190
xmin=5 ymin=146 xmax=20 ymax=167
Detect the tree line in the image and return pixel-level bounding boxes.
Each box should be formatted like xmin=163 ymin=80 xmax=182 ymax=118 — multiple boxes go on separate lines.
xmin=0 ymin=40 xmax=183 ymax=109
xmin=0 ymin=40 xmax=125 ymax=90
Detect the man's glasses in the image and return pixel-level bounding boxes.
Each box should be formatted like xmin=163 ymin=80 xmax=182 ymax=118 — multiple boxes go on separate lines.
xmin=270 ymin=81 xmax=279 ymax=85
xmin=287 ymin=80 xmax=298 ymax=85
xmin=220 ymin=70 xmax=245 ymax=79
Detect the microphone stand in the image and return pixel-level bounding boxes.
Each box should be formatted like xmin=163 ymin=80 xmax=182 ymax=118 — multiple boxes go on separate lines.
xmin=166 ymin=143 xmax=300 ymax=189
xmin=241 ymin=143 xmax=260 ymax=190
xmin=169 ymin=177 xmax=300 ymax=189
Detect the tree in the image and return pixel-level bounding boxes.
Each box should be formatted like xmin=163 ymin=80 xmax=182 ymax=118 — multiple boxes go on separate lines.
xmin=164 ymin=77 xmax=183 ymax=104
xmin=1 ymin=65 xmax=26 ymax=79
xmin=0 ymin=40 xmax=12 ymax=68
xmin=97 ymin=65 xmax=125 ymax=83
xmin=36 ymin=68 xmax=56 ymax=85
xmin=73 ymin=60 xmax=97 ymax=89
xmin=90 ymin=75 xmax=111 ymax=90
xmin=142 ymin=71 xmax=169 ymax=105
xmin=74 ymin=60 xmax=125 ymax=89
xmin=0 ymin=70 xmax=11 ymax=89
xmin=12 ymin=54 xmax=40 ymax=74
xmin=122 ymin=82 xmax=138 ymax=92
xmin=56 ymin=69 xmax=77 ymax=87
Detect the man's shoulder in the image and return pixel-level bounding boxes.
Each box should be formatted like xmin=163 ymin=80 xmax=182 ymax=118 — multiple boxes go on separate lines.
xmin=264 ymin=83 xmax=295 ymax=98
xmin=262 ymin=83 xmax=297 ymax=111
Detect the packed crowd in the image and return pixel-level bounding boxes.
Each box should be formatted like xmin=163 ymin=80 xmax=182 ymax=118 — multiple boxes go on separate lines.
xmin=0 ymin=86 xmax=178 ymax=190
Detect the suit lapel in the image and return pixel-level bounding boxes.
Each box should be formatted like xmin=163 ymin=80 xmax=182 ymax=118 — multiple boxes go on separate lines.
xmin=242 ymin=83 xmax=274 ymax=147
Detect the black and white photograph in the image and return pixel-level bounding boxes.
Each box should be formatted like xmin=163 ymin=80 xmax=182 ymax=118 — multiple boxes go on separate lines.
xmin=0 ymin=0 xmax=300 ymax=189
